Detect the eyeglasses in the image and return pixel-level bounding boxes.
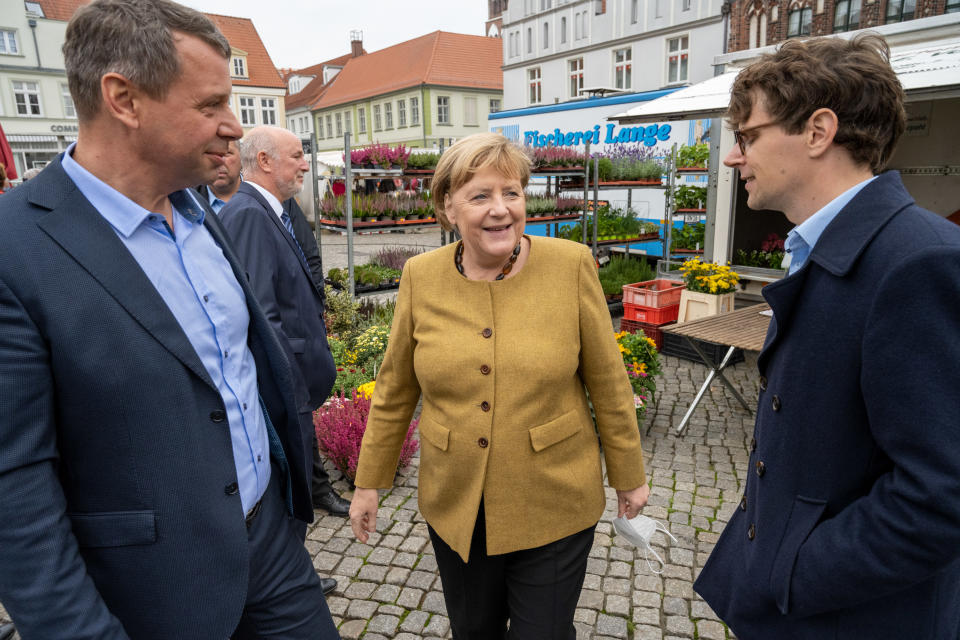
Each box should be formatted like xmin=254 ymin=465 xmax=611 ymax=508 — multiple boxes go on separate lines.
xmin=732 ymin=121 xmax=781 ymax=155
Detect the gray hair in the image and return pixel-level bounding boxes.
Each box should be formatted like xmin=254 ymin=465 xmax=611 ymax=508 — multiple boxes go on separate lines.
xmin=239 ymin=126 xmax=283 ymax=173
xmin=63 ymin=0 xmax=230 ymax=122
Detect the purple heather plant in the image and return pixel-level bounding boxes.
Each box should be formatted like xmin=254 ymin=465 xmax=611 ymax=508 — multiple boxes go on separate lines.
xmin=371 ymin=246 xmax=424 ymax=271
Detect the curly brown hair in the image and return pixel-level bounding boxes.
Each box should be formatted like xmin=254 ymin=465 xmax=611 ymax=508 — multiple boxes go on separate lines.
xmin=727 ymin=33 xmax=905 ymax=174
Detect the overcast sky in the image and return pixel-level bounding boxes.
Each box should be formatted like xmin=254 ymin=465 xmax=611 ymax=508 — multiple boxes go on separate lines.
xmin=180 ymin=0 xmax=490 ymax=70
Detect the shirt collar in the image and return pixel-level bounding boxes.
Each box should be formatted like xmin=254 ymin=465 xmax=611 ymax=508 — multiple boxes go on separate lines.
xmin=61 ymin=142 xmax=205 ymax=236
xmin=790 ymin=175 xmax=878 ymax=254
xmin=246 ymin=180 xmax=284 ymax=218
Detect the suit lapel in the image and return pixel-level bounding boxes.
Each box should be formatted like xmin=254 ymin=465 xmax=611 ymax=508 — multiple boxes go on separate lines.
xmin=32 ymin=162 xmax=215 ymax=390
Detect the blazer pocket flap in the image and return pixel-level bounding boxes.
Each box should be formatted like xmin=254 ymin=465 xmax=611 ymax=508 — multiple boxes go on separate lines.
xmin=288 ymin=337 xmax=306 ymax=354
xmin=69 ymin=510 xmax=157 ymax=549
xmin=529 ymin=412 xmax=582 ymax=452
xmin=418 ymin=418 xmax=450 ymax=452
xmin=770 ymin=496 xmax=827 ymax=614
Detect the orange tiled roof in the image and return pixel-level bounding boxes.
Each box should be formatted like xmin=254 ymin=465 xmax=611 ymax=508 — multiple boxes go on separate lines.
xmin=284 ymin=52 xmax=360 ymax=112
xmin=315 ymin=31 xmax=502 ymax=110
xmin=205 ymin=13 xmax=284 ymax=89
xmin=35 ymin=0 xmax=87 ymax=21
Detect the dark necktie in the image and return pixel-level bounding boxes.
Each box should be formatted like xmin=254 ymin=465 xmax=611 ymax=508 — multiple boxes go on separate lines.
xmin=279 ymin=210 xmax=308 ymax=265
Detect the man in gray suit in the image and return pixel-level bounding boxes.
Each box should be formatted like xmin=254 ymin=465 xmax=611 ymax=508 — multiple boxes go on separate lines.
xmin=0 ymin=1 xmax=339 ymax=638
xmin=220 ymin=126 xmax=350 ymax=517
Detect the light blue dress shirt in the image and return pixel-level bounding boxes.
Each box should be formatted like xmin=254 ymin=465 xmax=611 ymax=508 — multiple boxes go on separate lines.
xmin=785 ymin=176 xmax=878 ymax=275
xmin=205 ymin=187 xmax=227 ymax=215
xmin=61 ymin=145 xmax=270 ymax=514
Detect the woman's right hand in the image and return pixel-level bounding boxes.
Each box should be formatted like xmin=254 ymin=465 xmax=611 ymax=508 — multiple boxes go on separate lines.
xmin=349 ymin=487 xmax=379 ymax=543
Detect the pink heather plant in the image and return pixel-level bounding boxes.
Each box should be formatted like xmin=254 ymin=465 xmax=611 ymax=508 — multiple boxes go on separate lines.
xmin=314 ymin=389 xmax=419 ymax=481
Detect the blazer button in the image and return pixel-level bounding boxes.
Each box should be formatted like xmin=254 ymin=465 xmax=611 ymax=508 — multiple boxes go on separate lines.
xmin=480 ymin=401 xmax=491 ymax=412
xmin=772 ymin=395 xmax=782 ymax=411
xmin=749 ymin=436 xmax=757 ymax=452
xmin=210 ymin=410 xmax=227 ymax=423
xmin=481 ymin=328 xmax=493 ymax=338
xmin=739 ymin=495 xmax=747 ymax=511
xmin=747 ymin=523 xmax=756 ymax=540
xmin=478 ymin=437 xmax=489 ymax=448
xmin=224 ymin=482 xmax=239 ymax=495
xmin=759 ymin=376 xmax=767 ymax=391
xmin=480 ymin=364 xmax=491 ymax=375
xmin=756 ymin=460 xmax=766 ymax=477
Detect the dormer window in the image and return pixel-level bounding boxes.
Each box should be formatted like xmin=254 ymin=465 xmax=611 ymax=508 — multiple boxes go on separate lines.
xmin=232 ymin=56 xmax=247 ymax=78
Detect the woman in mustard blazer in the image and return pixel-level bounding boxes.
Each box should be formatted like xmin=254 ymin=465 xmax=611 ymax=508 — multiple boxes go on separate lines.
xmin=349 ymin=133 xmax=649 ymax=639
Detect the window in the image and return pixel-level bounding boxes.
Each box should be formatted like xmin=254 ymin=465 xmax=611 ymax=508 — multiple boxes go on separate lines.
xmin=540 ymin=0 xmax=552 ymax=8
xmin=490 ymin=98 xmax=501 ymax=113
xmin=527 ymin=27 xmax=533 ymax=53
xmin=885 ymin=0 xmax=915 ymax=22
xmin=631 ymin=0 xmax=639 ymax=22
xmin=316 ymin=116 xmax=324 ymax=139
xmin=509 ymin=32 xmax=518 ymax=57
xmin=384 ymin=102 xmax=393 ymax=128
xmin=528 ymin=68 xmax=542 ymax=104
xmin=344 ymin=110 xmax=351 ymax=133
xmin=595 ymin=0 xmax=606 ymax=14
xmin=260 ymin=98 xmax=276 ymax=125
xmin=239 ymin=96 xmax=256 ymax=125
xmin=787 ymin=6 xmax=812 ymax=35
xmin=614 ymin=48 xmax=632 ymax=89
xmin=61 ymin=84 xmax=76 ymax=118
xmin=666 ymin=36 xmax=689 ymax=84
xmin=24 ymin=2 xmax=44 ymax=17
xmin=437 ymin=96 xmax=450 ymax=124
xmin=231 ymin=57 xmax=246 ymax=78
xmin=410 ymin=97 xmax=420 ymax=125
xmin=947 ymin=0 xmax=960 ymax=12
xmin=326 ymin=114 xmax=333 ymax=138
xmin=0 ymin=29 xmax=18 ymax=55
xmin=655 ymin=0 xmax=663 ymax=18
xmin=301 ymin=116 xmax=308 ymax=132
xmin=833 ymin=0 xmax=861 ymax=31
xmin=464 ymin=97 xmax=477 ymax=126
xmin=569 ymin=58 xmax=584 ymax=98
xmin=373 ymin=104 xmax=382 ymax=130
xmin=560 ymin=16 xmax=567 ymax=43
xmin=358 ymin=107 xmax=367 ymax=134
xmin=335 ymin=112 xmax=342 ymax=136
xmin=542 ymin=22 xmax=549 ymax=48
xmin=398 ymin=99 xmax=407 ymax=126
xmin=682 ymin=0 xmax=691 ymax=10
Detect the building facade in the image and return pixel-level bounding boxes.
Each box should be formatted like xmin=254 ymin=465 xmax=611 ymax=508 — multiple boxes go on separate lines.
xmin=728 ymin=0 xmax=958 ymax=51
xmin=500 ymin=0 xmax=726 ymax=110
xmin=309 ymin=31 xmax=503 ymax=152
xmin=0 ymin=0 xmax=283 ymax=176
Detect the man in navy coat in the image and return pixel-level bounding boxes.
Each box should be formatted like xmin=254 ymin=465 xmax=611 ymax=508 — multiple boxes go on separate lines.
xmin=694 ymin=34 xmax=960 ymax=638
xmin=0 ymin=1 xmax=338 ymax=638
xmin=220 ymin=126 xmax=349 ymax=517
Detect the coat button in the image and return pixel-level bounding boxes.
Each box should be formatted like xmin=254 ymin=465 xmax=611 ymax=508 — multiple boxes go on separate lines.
xmin=749 ymin=437 xmax=757 ymax=452
xmin=756 ymin=460 xmax=766 ymax=477
xmin=759 ymin=376 xmax=767 ymax=391
xmin=224 ymin=482 xmax=239 ymax=495
xmin=480 ymin=401 xmax=491 ymax=412
xmin=772 ymin=395 xmax=782 ymax=411
xmin=478 ymin=437 xmax=489 ymax=448
xmin=739 ymin=495 xmax=747 ymax=511
xmin=480 ymin=364 xmax=491 ymax=375
xmin=210 ymin=410 xmax=226 ymax=423
xmin=747 ymin=523 xmax=756 ymax=540
xmin=481 ymin=328 xmax=493 ymax=338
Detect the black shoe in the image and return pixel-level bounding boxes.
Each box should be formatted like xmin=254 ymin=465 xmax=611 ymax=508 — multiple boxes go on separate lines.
xmin=313 ymin=491 xmax=350 ymax=516
xmin=0 ymin=623 xmax=15 ymax=640
xmin=320 ymin=577 xmax=337 ymax=595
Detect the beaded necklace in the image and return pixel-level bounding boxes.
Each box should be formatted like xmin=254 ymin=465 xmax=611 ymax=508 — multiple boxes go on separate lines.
xmin=454 ymin=240 xmax=522 ymax=281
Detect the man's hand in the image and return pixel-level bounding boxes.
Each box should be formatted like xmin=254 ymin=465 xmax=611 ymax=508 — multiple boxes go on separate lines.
xmin=349 ymin=487 xmax=379 ymax=543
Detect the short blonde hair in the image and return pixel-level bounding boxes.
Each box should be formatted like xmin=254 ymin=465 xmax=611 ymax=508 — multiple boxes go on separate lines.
xmin=431 ymin=133 xmax=531 ymax=231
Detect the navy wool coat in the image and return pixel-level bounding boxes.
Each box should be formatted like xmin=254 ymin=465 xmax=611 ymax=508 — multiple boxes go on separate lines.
xmin=694 ymin=171 xmax=960 ymax=639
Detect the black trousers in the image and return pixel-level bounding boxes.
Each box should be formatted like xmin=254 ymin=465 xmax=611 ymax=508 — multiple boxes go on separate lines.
xmin=304 ymin=411 xmax=333 ymax=499
xmin=429 ymin=500 xmax=595 ymax=640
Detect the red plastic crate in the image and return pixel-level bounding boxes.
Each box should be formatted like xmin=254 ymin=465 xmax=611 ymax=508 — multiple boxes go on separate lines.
xmin=622 ymin=279 xmax=686 ymax=308
xmin=619 ymin=318 xmax=664 ymax=349
xmin=623 ymin=302 xmax=680 ymax=325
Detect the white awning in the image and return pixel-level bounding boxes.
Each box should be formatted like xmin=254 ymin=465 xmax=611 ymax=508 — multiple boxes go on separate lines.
xmin=7 ymin=134 xmax=58 ymax=142
xmin=610 ymin=72 xmax=739 ymax=123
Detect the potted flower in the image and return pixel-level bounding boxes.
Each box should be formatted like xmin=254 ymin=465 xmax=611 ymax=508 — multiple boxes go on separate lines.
xmin=614 ymin=329 xmax=663 ymax=427
xmin=677 ymin=258 xmax=740 ymax=322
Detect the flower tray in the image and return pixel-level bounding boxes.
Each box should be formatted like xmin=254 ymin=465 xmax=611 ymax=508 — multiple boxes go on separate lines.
xmin=598 ymin=179 xmax=664 ymax=187
xmin=623 ymin=302 xmax=680 ymax=326
xmin=622 ymin=279 xmax=686 ymax=308
xmin=619 ymin=318 xmax=664 ymax=349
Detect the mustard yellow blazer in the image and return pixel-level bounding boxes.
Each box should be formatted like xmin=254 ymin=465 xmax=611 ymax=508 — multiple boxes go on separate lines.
xmin=354 ymin=235 xmax=646 ymax=561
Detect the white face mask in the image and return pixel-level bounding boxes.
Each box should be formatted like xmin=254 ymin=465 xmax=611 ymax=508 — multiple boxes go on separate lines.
xmin=613 ymin=514 xmax=678 ymax=574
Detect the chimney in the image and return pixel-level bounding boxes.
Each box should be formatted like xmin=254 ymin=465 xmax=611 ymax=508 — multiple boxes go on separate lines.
xmin=350 ymin=30 xmax=363 ymax=58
